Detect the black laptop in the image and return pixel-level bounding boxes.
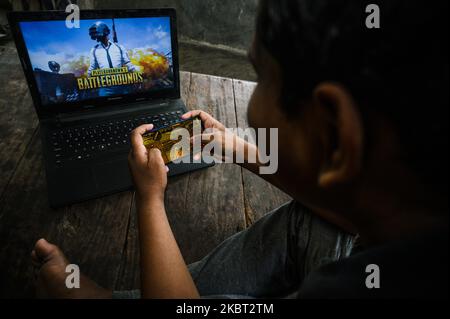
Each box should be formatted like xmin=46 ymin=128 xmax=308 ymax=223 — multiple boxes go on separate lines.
xmin=8 ymin=9 xmax=212 ymax=207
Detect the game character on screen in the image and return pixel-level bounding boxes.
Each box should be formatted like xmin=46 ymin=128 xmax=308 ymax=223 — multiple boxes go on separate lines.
xmin=87 ymin=21 xmax=137 ymax=96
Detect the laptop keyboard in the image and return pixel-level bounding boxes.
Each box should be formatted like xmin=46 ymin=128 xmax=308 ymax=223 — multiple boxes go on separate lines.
xmin=50 ymin=110 xmax=183 ymax=166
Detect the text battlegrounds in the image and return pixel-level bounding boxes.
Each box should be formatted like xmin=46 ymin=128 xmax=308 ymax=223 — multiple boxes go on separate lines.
xmin=77 ymin=67 xmax=144 ymax=90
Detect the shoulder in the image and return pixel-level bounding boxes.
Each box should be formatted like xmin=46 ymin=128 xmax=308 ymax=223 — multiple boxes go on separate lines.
xmin=298 ymin=231 xmax=449 ymax=299
xmin=114 ymin=43 xmax=126 ymax=51
xmin=90 ymin=45 xmax=99 ymax=53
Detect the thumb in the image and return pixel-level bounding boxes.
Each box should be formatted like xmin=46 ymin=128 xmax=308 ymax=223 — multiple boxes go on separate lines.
xmin=148 ymin=148 xmax=166 ymax=166
xmin=148 ymin=148 xmax=170 ymax=173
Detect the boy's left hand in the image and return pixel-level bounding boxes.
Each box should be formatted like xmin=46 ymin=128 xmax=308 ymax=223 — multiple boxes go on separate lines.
xmin=128 ymin=124 xmax=168 ymax=202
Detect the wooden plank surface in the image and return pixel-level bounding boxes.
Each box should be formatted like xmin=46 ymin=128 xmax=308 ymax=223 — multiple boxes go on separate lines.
xmin=0 ymin=130 xmax=134 ymax=297
xmin=166 ymin=73 xmax=246 ymax=264
xmin=0 ymin=46 xmax=38 ymax=200
xmin=0 ymin=47 xmax=134 ymax=297
xmin=114 ymin=194 xmax=140 ymax=290
xmin=0 ymin=131 xmax=49 ymax=297
xmin=233 ymin=79 xmax=291 ymax=225
xmin=115 ymin=72 xmax=193 ymax=290
xmin=0 ymin=46 xmax=42 ymax=297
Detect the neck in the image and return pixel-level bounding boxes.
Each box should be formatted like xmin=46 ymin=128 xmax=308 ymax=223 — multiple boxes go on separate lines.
xmin=350 ymin=120 xmax=448 ymax=246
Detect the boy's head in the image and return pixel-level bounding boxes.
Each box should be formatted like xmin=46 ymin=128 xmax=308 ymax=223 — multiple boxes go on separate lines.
xmin=248 ymin=0 xmax=448 ymax=222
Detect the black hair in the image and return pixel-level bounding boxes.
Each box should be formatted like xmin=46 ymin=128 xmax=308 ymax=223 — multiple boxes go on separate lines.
xmin=256 ymin=0 xmax=448 ymax=193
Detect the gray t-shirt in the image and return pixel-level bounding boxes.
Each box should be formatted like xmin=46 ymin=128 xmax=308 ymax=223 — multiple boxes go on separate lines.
xmin=298 ymin=230 xmax=448 ymax=298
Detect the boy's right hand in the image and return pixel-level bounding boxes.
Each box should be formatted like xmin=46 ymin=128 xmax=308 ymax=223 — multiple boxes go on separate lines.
xmin=128 ymin=124 xmax=168 ymax=203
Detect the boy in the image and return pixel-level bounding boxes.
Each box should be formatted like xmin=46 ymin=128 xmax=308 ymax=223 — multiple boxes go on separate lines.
xmin=31 ymin=0 xmax=448 ymax=298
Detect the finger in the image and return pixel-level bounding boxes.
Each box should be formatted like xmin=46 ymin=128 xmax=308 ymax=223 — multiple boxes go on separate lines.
xmin=148 ymin=149 xmax=170 ymax=174
xmin=147 ymin=148 xmax=166 ymax=167
xmin=193 ymin=153 xmax=202 ymax=161
xmin=130 ymin=124 xmax=153 ymax=161
xmin=181 ymin=110 xmax=201 ymax=119
xmin=191 ymin=128 xmax=221 ymax=140
xmin=182 ymin=110 xmax=211 ymax=122
xmin=191 ymin=133 xmax=223 ymax=153
xmin=34 ymin=238 xmax=54 ymax=260
xmin=182 ymin=110 xmax=225 ymax=132
xmin=199 ymin=132 xmax=217 ymax=143
xmin=190 ymin=134 xmax=205 ymax=148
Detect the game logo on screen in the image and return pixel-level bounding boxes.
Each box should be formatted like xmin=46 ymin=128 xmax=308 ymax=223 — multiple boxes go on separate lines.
xmin=19 ymin=17 xmax=174 ymax=106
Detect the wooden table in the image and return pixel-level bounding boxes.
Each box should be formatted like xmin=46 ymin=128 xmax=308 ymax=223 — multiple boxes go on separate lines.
xmin=0 ymin=45 xmax=290 ymax=298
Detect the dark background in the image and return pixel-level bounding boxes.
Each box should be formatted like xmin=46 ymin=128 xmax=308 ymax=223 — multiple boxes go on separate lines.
xmin=0 ymin=0 xmax=257 ymax=80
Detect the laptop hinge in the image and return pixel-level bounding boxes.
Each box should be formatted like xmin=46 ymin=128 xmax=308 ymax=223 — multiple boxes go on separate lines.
xmin=55 ymin=113 xmax=63 ymax=127
xmin=53 ymin=98 xmax=175 ymax=125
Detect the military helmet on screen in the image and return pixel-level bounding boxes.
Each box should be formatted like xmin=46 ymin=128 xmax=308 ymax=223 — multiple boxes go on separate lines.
xmin=89 ymin=21 xmax=110 ymax=41
xmin=48 ymin=61 xmax=60 ymax=73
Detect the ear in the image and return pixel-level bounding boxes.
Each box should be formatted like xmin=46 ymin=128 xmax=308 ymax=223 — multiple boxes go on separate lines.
xmin=313 ymin=82 xmax=364 ymax=188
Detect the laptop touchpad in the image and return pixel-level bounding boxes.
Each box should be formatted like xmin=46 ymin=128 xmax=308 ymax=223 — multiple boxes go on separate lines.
xmin=93 ymin=159 xmax=132 ymax=192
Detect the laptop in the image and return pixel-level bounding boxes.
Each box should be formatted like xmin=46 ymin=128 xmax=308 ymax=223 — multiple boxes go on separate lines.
xmin=8 ymin=9 xmax=212 ymax=207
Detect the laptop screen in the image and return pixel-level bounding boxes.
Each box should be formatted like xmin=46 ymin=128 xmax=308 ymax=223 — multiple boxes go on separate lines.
xmin=18 ymin=16 xmax=175 ymax=107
